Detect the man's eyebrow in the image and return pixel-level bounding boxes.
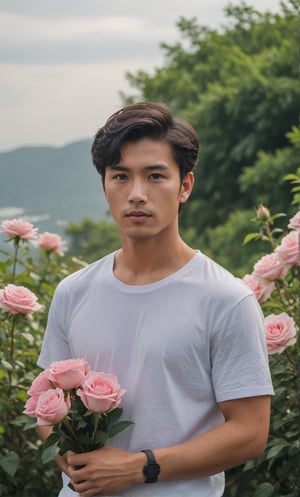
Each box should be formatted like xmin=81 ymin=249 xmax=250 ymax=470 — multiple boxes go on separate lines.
xmin=108 ymin=164 xmax=169 ymax=171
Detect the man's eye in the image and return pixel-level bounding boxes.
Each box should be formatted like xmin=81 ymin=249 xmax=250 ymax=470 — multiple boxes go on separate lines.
xmin=150 ymin=173 xmax=163 ymax=180
xmin=113 ymin=174 xmax=127 ymax=180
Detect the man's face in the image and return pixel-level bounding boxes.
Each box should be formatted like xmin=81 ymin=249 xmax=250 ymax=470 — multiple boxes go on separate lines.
xmin=103 ymin=138 xmax=194 ymax=242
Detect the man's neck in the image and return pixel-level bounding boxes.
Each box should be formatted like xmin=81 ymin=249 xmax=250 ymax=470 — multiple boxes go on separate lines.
xmin=113 ymin=237 xmax=196 ymax=286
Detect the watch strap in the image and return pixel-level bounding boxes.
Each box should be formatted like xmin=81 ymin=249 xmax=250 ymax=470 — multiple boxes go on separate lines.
xmin=142 ymin=449 xmax=160 ymax=483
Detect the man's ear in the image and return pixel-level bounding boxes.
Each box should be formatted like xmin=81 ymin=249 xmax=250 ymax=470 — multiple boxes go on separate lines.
xmin=179 ymin=172 xmax=194 ymax=204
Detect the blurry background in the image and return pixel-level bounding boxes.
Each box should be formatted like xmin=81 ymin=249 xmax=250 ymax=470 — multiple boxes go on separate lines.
xmin=0 ymin=0 xmax=280 ymax=151
xmin=1 ymin=0 xmax=298 ymax=275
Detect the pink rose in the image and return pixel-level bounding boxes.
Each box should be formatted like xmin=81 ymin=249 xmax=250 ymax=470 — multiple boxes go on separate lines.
xmin=253 ymin=252 xmax=291 ymax=282
xmin=288 ymin=211 xmax=300 ymax=232
xmin=0 ymin=284 xmax=42 ymax=315
xmin=242 ymin=274 xmax=275 ymax=303
xmin=23 ymin=395 xmax=39 ymax=417
xmin=28 ymin=369 xmax=52 ymax=397
xmin=275 ymin=231 xmax=300 ymax=266
xmin=35 ymin=388 xmax=71 ymax=426
xmin=1 ymin=218 xmax=37 ymax=241
xmin=48 ymin=359 xmax=90 ymax=390
xmin=264 ymin=312 xmax=297 ymax=355
xmin=77 ymin=371 xmax=126 ymax=413
xmin=38 ymin=231 xmax=65 ymax=254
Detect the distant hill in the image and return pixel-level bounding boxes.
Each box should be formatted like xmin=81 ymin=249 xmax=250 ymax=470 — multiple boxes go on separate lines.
xmin=0 ymin=140 xmax=109 ymax=238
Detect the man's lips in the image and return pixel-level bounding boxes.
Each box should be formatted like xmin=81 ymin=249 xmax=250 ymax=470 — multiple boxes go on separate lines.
xmin=125 ymin=210 xmax=152 ymax=220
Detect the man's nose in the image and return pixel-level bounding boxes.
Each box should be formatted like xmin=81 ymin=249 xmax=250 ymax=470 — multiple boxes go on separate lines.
xmin=128 ymin=179 xmax=147 ymax=203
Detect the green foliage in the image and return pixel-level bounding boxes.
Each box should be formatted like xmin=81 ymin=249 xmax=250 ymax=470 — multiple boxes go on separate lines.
xmin=0 ymin=237 xmax=85 ymax=497
xmin=224 ymin=173 xmax=300 ymax=496
xmin=122 ymin=0 xmax=299 ymax=274
xmin=65 ymin=218 xmax=120 ymax=263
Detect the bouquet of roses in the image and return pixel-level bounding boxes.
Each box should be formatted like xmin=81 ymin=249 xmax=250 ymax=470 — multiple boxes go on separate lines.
xmin=24 ymin=359 xmax=132 ymax=464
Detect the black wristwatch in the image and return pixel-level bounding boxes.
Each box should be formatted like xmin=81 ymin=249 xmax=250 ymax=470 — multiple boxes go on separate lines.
xmin=142 ymin=449 xmax=160 ymax=483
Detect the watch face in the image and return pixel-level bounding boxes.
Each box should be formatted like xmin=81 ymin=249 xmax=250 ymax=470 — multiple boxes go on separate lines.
xmin=145 ymin=463 xmax=160 ymax=477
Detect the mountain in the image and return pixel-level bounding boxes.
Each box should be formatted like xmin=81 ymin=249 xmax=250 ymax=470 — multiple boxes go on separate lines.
xmin=0 ymin=140 xmax=109 ymax=237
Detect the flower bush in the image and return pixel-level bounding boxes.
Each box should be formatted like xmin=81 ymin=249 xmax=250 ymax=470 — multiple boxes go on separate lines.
xmin=225 ymin=175 xmax=300 ymax=497
xmin=0 ymin=219 xmax=83 ymax=497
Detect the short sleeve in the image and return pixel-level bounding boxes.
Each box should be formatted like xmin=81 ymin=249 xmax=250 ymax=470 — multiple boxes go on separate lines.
xmin=211 ymin=294 xmax=274 ymax=402
xmin=37 ymin=283 xmax=72 ymax=369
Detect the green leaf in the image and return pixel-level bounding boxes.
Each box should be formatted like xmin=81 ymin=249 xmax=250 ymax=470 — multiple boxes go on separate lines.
xmin=243 ymin=459 xmax=256 ymax=471
xmin=267 ymin=443 xmax=289 ymax=459
xmin=0 ymin=451 xmax=20 ymax=477
xmin=21 ymin=332 xmax=34 ymax=345
xmin=75 ymin=417 xmax=88 ymax=430
xmin=271 ymin=213 xmax=286 ymax=220
xmin=16 ymin=389 xmax=28 ymax=402
xmin=9 ymin=414 xmax=28 ymax=427
xmin=107 ymin=420 xmax=133 ymax=438
xmin=1 ymin=359 xmax=13 ymax=371
xmin=59 ymin=439 xmax=79 ymax=456
xmin=94 ymin=431 xmax=109 ymax=445
xmin=106 ymin=407 xmax=123 ymax=425
xmin=243 ymin=232 xmax=260 ymax=245
xmin=42 ymin=444 xmax=60 ymax=464
xmin=43 ymin=431 xmax=60 ymax=449
xmin=284 ymin=173 xmax=299 ymax=181
xmin=254 ymin=482 xmax=274 ymax=497
xmin=23 ymin=419 xmax=37 ymax=431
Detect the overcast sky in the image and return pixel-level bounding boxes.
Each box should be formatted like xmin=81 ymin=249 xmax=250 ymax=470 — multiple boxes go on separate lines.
xmin=0 ymin=0 xmax=281 ymax=152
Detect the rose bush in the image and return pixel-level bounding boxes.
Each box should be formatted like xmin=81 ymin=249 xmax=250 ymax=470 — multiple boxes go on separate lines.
xmin=226 ymin=178 xmax=299 ymax=497
xmin=0 ymin=218 xmax=80 ymax=497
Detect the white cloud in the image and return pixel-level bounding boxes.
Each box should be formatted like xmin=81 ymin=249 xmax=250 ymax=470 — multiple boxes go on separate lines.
xmin=0 ymin=13 xmax=176 ymax=63
xmin=0 ymin=0 xmax=283 ymax=150
xmin=0 ymin=13 xmax=171 ymax=42
xmin=0 ymin=58 xmax=163 ymax=151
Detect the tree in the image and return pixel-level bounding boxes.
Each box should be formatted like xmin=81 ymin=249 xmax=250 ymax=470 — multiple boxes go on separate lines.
xmin=121 ymin=0 xmax=300 ymax=273
xmin=65 ymin=219 xmax=120 ymax=263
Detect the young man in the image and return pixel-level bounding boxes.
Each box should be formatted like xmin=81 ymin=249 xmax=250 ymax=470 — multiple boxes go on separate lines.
xmin=37 ymin=102 xmax=274 ymax=497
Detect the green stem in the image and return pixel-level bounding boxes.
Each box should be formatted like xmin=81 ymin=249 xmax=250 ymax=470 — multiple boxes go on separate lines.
xmin=12 ymin=238 xmax=20 ymax=283
xmin=274 ymin=281 xmax=290 ymax=308
xmin=9 ymin=313 xmax=17 ymax=362
xmin=284 ymin=348 xmax=297 ymax=369
xmin=92 ymin=412 xmax=101 ymax=445
xmin=62 ymin=417 xmax=84 ymax=452
xmin=264 ymin=222 xmax=276 ymax=250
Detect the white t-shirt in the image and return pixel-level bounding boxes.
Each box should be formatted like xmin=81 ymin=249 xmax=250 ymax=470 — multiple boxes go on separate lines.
xmin=38 ymin=250 xmax=274 ymax=497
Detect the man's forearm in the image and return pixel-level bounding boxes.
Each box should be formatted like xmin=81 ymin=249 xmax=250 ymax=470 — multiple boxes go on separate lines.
xmin=154 ymin=396 xmax=270 ymax=480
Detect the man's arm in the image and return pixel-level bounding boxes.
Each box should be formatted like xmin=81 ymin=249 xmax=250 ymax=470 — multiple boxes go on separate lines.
xmin=68 ymin=395 xmax=270 ymax=497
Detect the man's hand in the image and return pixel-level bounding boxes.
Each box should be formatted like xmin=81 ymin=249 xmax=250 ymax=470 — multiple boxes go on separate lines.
xmin=67 ymin=446 xmax=145 ymax=497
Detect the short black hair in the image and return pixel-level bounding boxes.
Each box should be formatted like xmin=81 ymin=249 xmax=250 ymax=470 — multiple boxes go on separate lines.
xmin=91 ymin=102 xmax=199 ymax=182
